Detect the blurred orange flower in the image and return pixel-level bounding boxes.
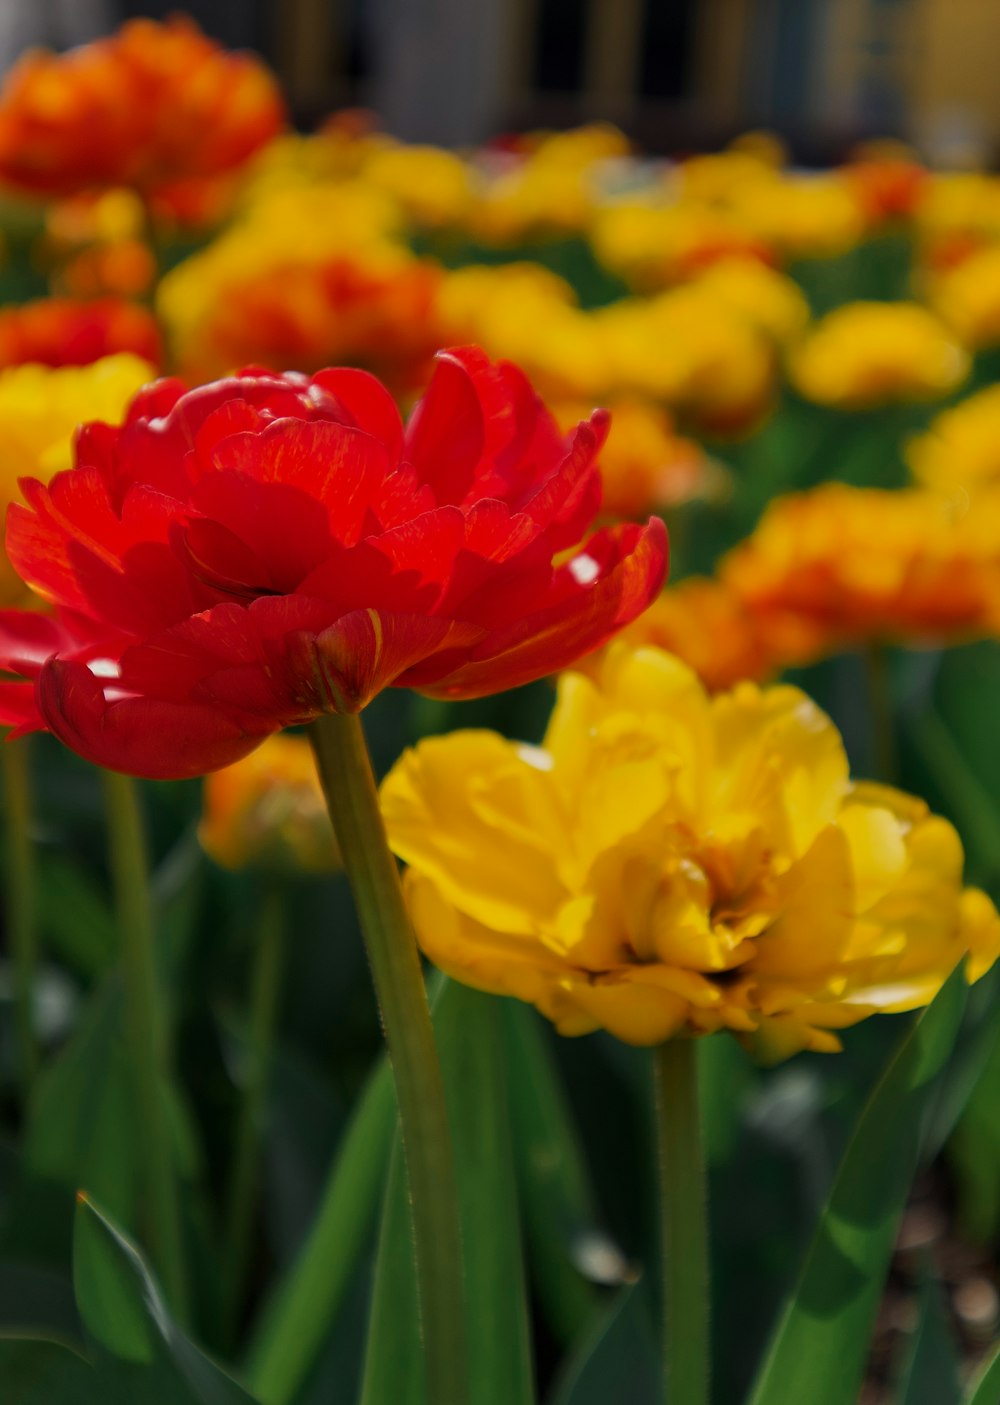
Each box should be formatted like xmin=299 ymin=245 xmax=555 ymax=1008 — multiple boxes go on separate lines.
xmin=161 ymin=244 xmax=442 ymax=389
xmin=199 ymin=733 xmax=340 ymax=874
xmin=843 ymin=142 xmax=928 ymax=225
xmin=722 ymin=484 xmax=1000 ymax=665
xmin=554 ymin=398 xmax=721 ymax=519
xmin=0 ymin=297 xmax=161 ymax=369
xmin=610 ymin=577 xmax=777 ymax=691
xmin=0 ymin=17 xmax=284 ymax=213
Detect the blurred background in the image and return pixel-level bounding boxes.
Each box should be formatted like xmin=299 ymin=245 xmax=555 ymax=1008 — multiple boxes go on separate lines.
xmin=4 ymin=0 xmax=1000 ymax=166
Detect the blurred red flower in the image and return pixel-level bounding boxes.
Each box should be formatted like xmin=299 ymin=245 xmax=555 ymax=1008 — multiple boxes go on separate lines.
xmin=0 ymin=17 xmax=284 ymax=208
xmin=0 ymin=297 xmax=162 ymax=369
xmin=0 ymin=348 xmax=666 ymax=779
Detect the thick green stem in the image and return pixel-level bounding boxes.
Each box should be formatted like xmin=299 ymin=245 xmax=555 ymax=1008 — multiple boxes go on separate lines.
xmin=223 ymin=882 xmax=285 ymax=1345
xmin=2 ymin=738 xmax=38 ymax=1098
xmin=102 ymin=770 xmax=188 ymax=1321
xmin=655 ymin=1038 xmax=709 ymax=1405
xmin=308 ymin=712 xmax=469 ymax=1405
xmin=864 ymin=643 xmax=898 ymax=785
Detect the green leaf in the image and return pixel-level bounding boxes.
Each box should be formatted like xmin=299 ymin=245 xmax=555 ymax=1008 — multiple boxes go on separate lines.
xmin=245 ymin=1059 xmax=396 ymax=1405
xmin=4 ymin=979 xmax=139 ymax=1263
xmin=36 ymin=857 xmax=117 ymax=980
xmin=73 ymin=1194 xmax=262 ymax=1405
xmin=360 ymin=983 xmax=535 ymax=1405
xmin=906 ymin=707 xmax=1000 ymax=888
xmin=949 ymin=998 xmax=1000 ymax=1243
xmin=504 ymin=1002 xmax=612 ymax=1345
xmin=893 ymin=1270 xmax=962 ymax=1405
xmin=358 ymin=1138 xmax=423 ymax=1405
xmin=0 ymin=1263 xmax=80 ymax=1341
xmin=549 ymin=1285 xmax=660 ymax=1405
xmin=964 ymin=1338 xmax=1000 ymax=1405
xmin=747 ymin=969 xmax=967 ymax=1405
xmin=0 ymin=1336 xmax=102 ymax=1404
xmin=440 ymin=987 xmax=534 ymax=1405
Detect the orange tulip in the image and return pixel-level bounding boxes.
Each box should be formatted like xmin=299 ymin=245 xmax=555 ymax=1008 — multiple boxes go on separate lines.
xmin=0 ymin=297 xmax=161 ymax=370
xmin=0 ymin=17 xmax=284 ymax=213
xmin=598 ymin=577 xmax=776 ymax=692
xmin=722 ymin=484 xmax=1000 ymax=665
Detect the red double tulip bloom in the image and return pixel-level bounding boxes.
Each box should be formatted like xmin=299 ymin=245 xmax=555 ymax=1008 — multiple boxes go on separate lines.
xmin=0 ymin=347 xmax=666 ymax=779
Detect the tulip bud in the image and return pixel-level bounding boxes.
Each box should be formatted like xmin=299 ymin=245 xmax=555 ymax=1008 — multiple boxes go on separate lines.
xmin=199 ymin=734 xmax=340 ymax=874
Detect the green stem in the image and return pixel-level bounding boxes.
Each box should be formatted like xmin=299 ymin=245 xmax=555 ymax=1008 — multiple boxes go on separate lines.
xmin=223 ymin=881 xmax=285 ymax=1345
xmin=2 ymin=738 xmax=38 ymax=1099
xmin=308 ymin=712 xmax=469 ymax=1405
xmin=864 ymin=643 xmax=898 ymax=785
xmin=654 ymin=1038 xmax=709 ymax=1405
xmin=102 ymin=770 xmax=189 ymax=1322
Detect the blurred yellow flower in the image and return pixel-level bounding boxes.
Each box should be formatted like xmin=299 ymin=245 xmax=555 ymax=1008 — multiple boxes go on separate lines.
xmin=553 ymin=398 xmax=721 ymax=519
xmin=359 ymin=139 xmax=474 ymax=229
xmin=382 ymin=645 xmax=1000 ymax=1058
xmin=0 ymin=351 xmax=154 ymax=604
xmin=199 ymin=732 xmax=340 ymax=873
xmin=590 ymin=202 xmax=771 ymax=289
xmin=599 ymin=287 xmax=777 ymax=434
xmin=676 ymin=145 xmax=783 ymax=206
xmin=722 ymin=483 xmax=1000 ymax=664
xmin=436 ymin=263 xmax=607 ymax=399
xmin=232 ymin=131 xmax=376 ymax=208
xmin=908 ymin=385 xmax=1000 ymax=496
xmin=789 ymin=302 xmax=969 ymax=409
xmin=467 ymin=124 xmax=629 ymax=244
xmin=730 ymin=173 xmax=866 ymax=261
xmin=928 ymin=245 xmax=1000 ymax=349
xmin=913 ymin=172 xmax=1000 ymax=271
xmin=690 ymin=258 xmax=810 ymax=346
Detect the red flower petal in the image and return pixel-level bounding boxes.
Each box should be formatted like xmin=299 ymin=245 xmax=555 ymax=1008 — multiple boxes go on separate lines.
xmin=37 ymin=657 xmax=271 ymax=779
xmin=286 ymin=609 xmax=486 ymax=713
xmin=406 ymin=516 xmax=668 ymax=696
xmin=311 ymin=366 xmax=405 ymax=464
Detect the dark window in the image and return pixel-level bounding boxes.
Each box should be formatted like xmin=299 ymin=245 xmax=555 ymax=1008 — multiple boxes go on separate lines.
xmin=535 ymin=0 xmax=589 ymax=92
xmin=639 ymin=0 xmax=697 ymax=100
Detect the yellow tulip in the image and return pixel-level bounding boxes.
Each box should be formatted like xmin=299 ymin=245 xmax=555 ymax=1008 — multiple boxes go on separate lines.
xmin=0 ymin=351 xmax=155 ymax=605
xmin=382 ymin=645 xmax=1000 ymax=1060
xmin=789 ymin=301 xmax=969 ymax=409
xmin=908 ymin=384 xmax=1000 ymax=496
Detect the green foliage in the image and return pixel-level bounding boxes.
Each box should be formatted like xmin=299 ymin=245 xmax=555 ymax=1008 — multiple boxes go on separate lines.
xmin=747 ymin=971 xmax=967 ymax=1405
xmin=73 ymin=1195 xmax=262 ymax=1405
xmin=0 ymin=1338 xmax=103 ymax=1405
xmin=359 ymin=982 xmax=534 ymax=1405
xmin=892 ymin=1270 xmax=962 ymax=1405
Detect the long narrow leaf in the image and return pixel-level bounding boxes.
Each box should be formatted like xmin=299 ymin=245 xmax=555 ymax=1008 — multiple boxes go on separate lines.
xmin=360 ymin=984 xmax=535 ymax=1405
xmin=747 ymin=970 xmax=966 ymax=1405
xmin=964 ymin=1338 xmax=1000 ymax=1405
xmin=548 ymin=1285 xmax=660 ymax=1405
xmin=0 ymin=1336 xmax=102 ymax=1405
xmin=440 ymin=987 xmax=534 ymax=1405
xmin=893 ymin=1270 xmax=961 ymax=1405
xmin=74 ymin=1195 xmax=262 ymax=1405
xmin=245 ymin=1059 xmax=396 ymax=1405
xmin=504 ymin=1002 xmax=613 ymax=1345
xmin=358 ymin=1138 xmax=423 ymax=1405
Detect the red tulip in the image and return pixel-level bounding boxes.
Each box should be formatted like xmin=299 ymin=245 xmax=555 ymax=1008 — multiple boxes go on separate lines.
xmin=0 ymin=347 xmax=666 ymax=779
